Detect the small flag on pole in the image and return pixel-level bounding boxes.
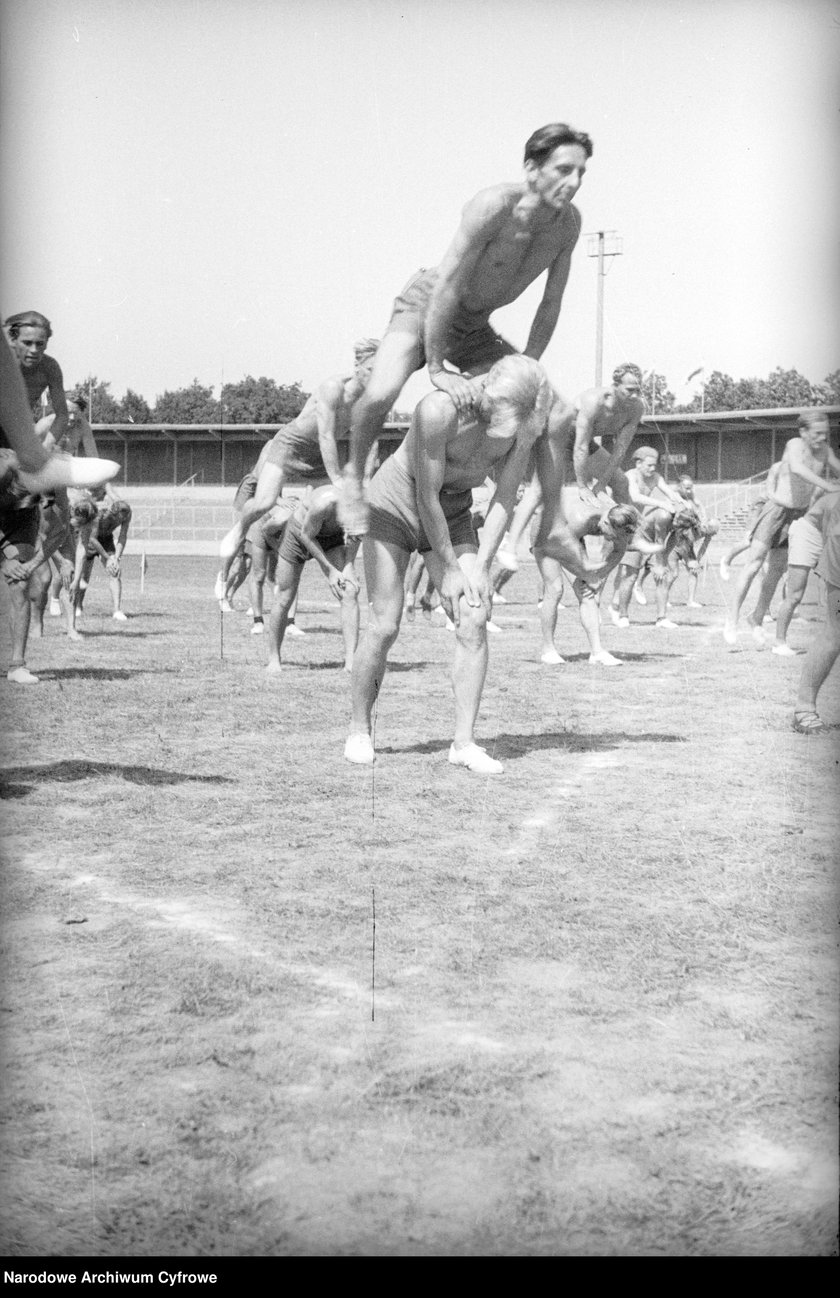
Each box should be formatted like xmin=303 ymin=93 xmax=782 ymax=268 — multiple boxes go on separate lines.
xmin=140 ymin=547 xmax=147 ymax=594
xmin=686 ymin=366 xmax=705 ymax=382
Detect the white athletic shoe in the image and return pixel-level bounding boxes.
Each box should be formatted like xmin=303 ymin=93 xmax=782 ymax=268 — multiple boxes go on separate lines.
xmin=219 ymin=598 xmax=234 ymax=614
xmin=750 ymin=622 xmax=765 ymax=647
xmin=609 ymin=609 xmax=630 ymax=629
xmin=7 ymin=665 xmax=39 ymax=684
xmin=493 ymin=592 xmax=508 ymax=604
xmin=448 ymin=742 xmax=503 ymax=775
xmin=719 ymin=559 xmax=731 ymax=581
xmin=344 ymin=733 xmax=375 ymax=765
xmin=589 ymin=651 xmax=623 ymax=666
xmin=245 ymin=606 xmax=254 ymax=616
xmin=486 ymin=621 xmax=502 ymax=634
xmin=540 ymin=649 xmax=565 ymax=665
xmin=445 ymin=617 xmax=456 ymax=632
xmin=286 ymin=623 xmax=306 ymax=637
xmin=251 ymin=621 xmax=265 ymax=635
xmin=686 ymin=601 xmax=703 ymax=609
xmin=771 ymin=643 xmax=800 ymax=657
xmin=49 ymin=598 xmax=61 ymax=617
xmin=655 ymin=618 xmax=679 ymax=629
xmin=496 ymin=548 xmax=519 ymax=572
xmin=75 ymin=607 xmax=83 ymax=620
xmin=112 ymin=610 xmax=128 ymax=621
xmin=633 ymin=586 xmax=647 ymax=605
xmin=722 ymin=622 xmax=737 ymax=645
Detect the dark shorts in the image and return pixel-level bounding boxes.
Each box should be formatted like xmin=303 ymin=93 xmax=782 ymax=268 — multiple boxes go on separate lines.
xmin=749 ymin=500 xmax=803 ymax=551
xmin=386 ymin=267 xmax=518 ymax=375
xmin=233 ymin=472 xmax=258 ymax=514
xmin=278 ymin=517 xmax=346 ymax=568
xmin=264 ymin=421 xmax=329 ymax=483
xmin=366 ymin=453 xmax=476 ymax=555
xmin=87 ymin=530 xmax=116 ymax=559
xmin=0 ymin=504 xmax=40 ymax=579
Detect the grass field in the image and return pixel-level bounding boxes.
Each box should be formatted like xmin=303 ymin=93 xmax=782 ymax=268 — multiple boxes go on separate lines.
xmin=0 ymin=551 xmax=838 ymax=1257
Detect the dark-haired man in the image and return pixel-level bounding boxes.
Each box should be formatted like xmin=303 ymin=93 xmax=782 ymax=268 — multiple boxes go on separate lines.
xmin=341 ymin=122 xmax=592 ymax=533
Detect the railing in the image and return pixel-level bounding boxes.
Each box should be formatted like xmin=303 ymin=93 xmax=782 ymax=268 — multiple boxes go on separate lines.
xmin=704 ymin=471 xmax=771 ymax=521
xmin=133 ymin=471 xmax=209 ymax=529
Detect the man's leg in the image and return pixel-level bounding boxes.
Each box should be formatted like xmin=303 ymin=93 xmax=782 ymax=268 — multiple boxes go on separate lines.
xmin=28 ymin=563 xmax=50 ymax=638
xmin=219 ymin=462 xmax=284 ymax=584
xmin=265 ymin=557 xmax=303 ymax=673
xmin=720 ymin=535 xmax=750 ymax=581
xmin=773 ymin=565 xmax=811 ymax=653
xmin=342 ymin=332 xmax=422 ymax=533
xmin=654 ymin=554 xmax=679 ymax=628
xmin=346 ymin=537 xmax=409 ymax=760
xmin=424 ymin=547 xmax=502 ymax=773
xmin=793 ymin=582 xmax=840 ymax=731
xmin=535 ymin=551 xmax=565 ymax=664
xmin=724 ymin=539 xmax=770 ymax=643
xmin=611 ymin=563 xmax=637 ymax=625
xmin=497 ymin=475 xmax=542 ymax=570
xmin=747 ymin=547 xmax=786 ymax=645
xmin=248 ymin=541 xmax=270 ymax=633
xmin=575 ymin=579 xmax=622 ymax=664
xmin=5 ymin=579 xmax=37 ymax=682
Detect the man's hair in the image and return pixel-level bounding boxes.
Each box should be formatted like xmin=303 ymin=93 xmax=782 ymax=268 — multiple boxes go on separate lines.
xmin=602 ymin=503 xmax=640 ymax=539
xmin=524 ymin=123 xmax=593 ymax=166
xmin=108 ymin=500 xmax=132 ymax=522
xmin=71 ymin=499 xmax=97 ymax=524
xmin=672 ymin=504 xmax=701 ymax=532
xmin=66 ymin=391 xmax=88 ymax=413
xmin=4 ymin=311 xmax=52 ymax=340
xmin=633 ymin=445 xmax=658 ymax=462
xmin=483 ymin=355 xmax=552 ymax=424
xmin=353 ymin=338 xmax=380 ymax=370
xmin=612 ymin=363 xmax=642 ymax=386
xmin=797 ymin=409 xmax=828 ymax=431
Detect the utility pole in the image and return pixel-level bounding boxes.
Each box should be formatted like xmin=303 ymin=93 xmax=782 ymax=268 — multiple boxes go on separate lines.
xmin=585 ymin=230 xmax=622 ymax=386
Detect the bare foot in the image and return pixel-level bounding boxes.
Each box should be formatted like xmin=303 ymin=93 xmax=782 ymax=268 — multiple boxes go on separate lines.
xmin=265 ymin=660 xmax=282 ymax=675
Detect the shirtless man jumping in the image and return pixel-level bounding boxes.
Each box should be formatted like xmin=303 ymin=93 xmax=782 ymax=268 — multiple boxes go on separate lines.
xmin=724 ymin=411 xmax=840 ymax=646
xmin=341 ymin=123 xmax=591 ymax=534
xmin=218 ymin=339 xmax=379 ymax=585
xmin=345 ymin=354 xmax=552 ymax=775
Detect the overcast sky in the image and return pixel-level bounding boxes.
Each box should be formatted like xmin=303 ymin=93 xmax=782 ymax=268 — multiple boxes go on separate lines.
xmin=1 ymin=0 xmax=838 ymax=411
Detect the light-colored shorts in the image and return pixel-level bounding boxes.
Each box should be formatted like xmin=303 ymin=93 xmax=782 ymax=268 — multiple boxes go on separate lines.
xmin=786 ymin=515 xmax=823 ymax=569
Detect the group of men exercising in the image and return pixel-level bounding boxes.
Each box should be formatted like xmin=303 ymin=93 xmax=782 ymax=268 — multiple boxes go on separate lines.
xmin=4 ymin=122 xmax=838 ymax=742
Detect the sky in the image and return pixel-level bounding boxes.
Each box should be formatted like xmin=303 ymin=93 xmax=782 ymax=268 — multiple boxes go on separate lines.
xmin=1 ymin=0 xmax=839 ymax=412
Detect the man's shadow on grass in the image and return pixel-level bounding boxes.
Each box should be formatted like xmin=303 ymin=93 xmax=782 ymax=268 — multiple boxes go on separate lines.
xmin=289 ymin=659 xmax=431 ymax=672
xmin=64 ymin=629 xmax=171 ymax=640
xmin=39 ymin=666 xmax=178 ymax=681
xmin=0 ymin=759 xmax=233 ymax=800
xmin=381 ymin=728 xmax=688 ymax=759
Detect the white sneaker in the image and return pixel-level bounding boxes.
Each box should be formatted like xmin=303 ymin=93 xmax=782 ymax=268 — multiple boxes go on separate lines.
xmin=112 ymin=610 xmax=128 ymax=621
xmin=49 ymin=598 xmax=61 ymax=617
xmin=344 ymin=733 xmax=375 ymax=765
xmin=7 ymin=665 xmax=39 ymax=684
xmin=655 ymin=618 xmax=679 ymax=629
xmin=486 ymin=621 xmax=502 ymax=634
xmin=493 ymin=592 xmax=508 ymax=604
xmin=287 ymin=623 xmax=306 ymax=637
xmin=219 ymin=598 xmax=234 ymax=613
xmin=771 ymin=643 xmax=799 ymax=657
xmin=749 ymin=622 xmax=765 ymax=647
xmin=496 ymin=548 xmax=519 ymax=572
xmin=251 ymin=621 xmax=265 ymax=635
xmin=540 ymin=649 xmax=565 ymax=665
xmin=445 ymin=617 xmax=456 ymax=632
xmin=448 ymin=742 xmax=503 ymax=775
xmin=719 ymin=560 xmax=731 ymax=581
xmin=75 ymin=608 xmax=83 ymax=620
xmin=589 ymin=651 xmax=623 ymax=666
xmin=722 ymin=622 xmax=737 ymax=645
xmin=686 ymin=601 xmax=703 ymax=609
xmin=609 ymin=609 xmax=629 ymax=629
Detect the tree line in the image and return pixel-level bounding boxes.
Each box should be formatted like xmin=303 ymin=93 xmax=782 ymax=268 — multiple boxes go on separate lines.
xmin=67 ymin=365 xmax=839 ymax=425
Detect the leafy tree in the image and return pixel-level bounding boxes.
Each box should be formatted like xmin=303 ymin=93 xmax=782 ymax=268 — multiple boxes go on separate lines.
xmin=220 ymin=376 xmax=308 ymax=424
xmin=642 ymin=370 xmax=675 ymax=414
xmin=153 ymin=380 xmax=219 ymax=424
xmin=761 ymin=366 xmax=815 ymax=408
xmin=74 ymin=375 xmax=122 ymax=424
xmin=115 ymin=388 xmax=153 ymax=423
xmin=814 ymin=369 xmax=840 ymax=405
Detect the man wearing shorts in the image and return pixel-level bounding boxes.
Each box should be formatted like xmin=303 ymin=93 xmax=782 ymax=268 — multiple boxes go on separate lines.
xmin=266 ymin=484 xmax=359 ymax=674
xmin=345 ymin=354 xmax=552 ymax=774
xmin=218 ymin=339 xmax=379 ymax=584
xmin=771 ymin=490 xmax=839 ymax=656
xmin=792 ymin=491 xmax=840 ymax=732
xmin=724 ymin=411 xmax=840 ymax=645
xmin=607 ymin=447 xmax=683 ymax=628
xmin=74 ymin=492 xmax=133 ymax=622
xmin=341 ymin=123 xmax=592 ymax=533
